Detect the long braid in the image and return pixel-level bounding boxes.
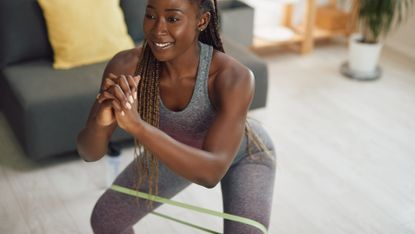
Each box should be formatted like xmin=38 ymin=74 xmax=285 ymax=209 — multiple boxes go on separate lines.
xmin=132 ymin=0 xmax=272 ymax=203
xmin=133 ymin=40 xmax=160 ymax=201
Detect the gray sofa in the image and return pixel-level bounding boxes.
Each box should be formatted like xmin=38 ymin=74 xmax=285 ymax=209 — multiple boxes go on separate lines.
xmin=0 ymin=0 xmax=268 ymax=160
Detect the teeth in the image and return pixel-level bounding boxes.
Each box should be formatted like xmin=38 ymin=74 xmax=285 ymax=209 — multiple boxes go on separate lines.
xmin=154 ymin=42 xmax=172 ymax=48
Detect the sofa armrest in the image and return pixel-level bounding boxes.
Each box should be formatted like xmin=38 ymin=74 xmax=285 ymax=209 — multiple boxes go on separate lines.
xmin=221 ymin=36 xmax=268 ymax=110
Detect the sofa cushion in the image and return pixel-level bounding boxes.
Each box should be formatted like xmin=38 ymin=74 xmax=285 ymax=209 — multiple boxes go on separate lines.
xmin=0 ymin=0 xmax=53 ymax=68
xmin=222 ymin=37 xmax=268 ymax=109
xmin=37 ymin=0 xmax=135 ymax=69
xmin=0 ymin=60 xmax=130 ymax=159
xmin=120 ymin=0 xmax=147 ymax=43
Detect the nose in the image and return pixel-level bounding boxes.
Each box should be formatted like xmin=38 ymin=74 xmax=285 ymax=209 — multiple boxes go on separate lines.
xmin=152 ymin=18 xmax=168 ymax=36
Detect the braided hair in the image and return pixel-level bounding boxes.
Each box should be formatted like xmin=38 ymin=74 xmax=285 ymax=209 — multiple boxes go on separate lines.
xmin=133 ymin=0 xmax=271 ymax=198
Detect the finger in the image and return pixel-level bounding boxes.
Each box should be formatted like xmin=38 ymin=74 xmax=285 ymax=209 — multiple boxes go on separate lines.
xmin=133 ymin=75 xmax=141 ymax=84
xmin=100 ymin=73 xmax=118 ymax=91
xmin=123 ymin=76 xmax=135 ymax=105
xmin=133 ymin=75 xmax=141 ymax=100
xmin=111 ymin=100 xmax=125 ymax=117
xmin=97 ymin=91 xmax=116 ymax=104
xmin=127 ymin=75 xmax=138 ymax=100
xmin=111 ymin=99 xmax=122 ymax=112
xmin=101 ymin=78 xmax=117 ymax=91
xmin=118 ymin=75 xmax=133 ymax=103
xmin=119 ymin=75 xmax=134 ymax=104
xmin=108 ymin=73 xmax=118 ymax=80
xmin=127 ymin=75 xmax=137 ymax=92
xmin=110 ymin=85 xmax=131 ymax=110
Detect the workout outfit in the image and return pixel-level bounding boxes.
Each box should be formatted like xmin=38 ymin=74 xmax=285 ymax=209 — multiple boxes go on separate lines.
xmin=91 ymin=42 xmax=277 ymax=234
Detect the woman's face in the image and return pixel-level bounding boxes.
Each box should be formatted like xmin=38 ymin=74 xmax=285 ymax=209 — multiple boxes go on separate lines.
xmin=143 ymin=0 xmax=207 ymax=62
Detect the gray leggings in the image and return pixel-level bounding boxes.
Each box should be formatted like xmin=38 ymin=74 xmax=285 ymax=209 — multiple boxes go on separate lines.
xmin=90 ymin=127 xmax=276 ymax=234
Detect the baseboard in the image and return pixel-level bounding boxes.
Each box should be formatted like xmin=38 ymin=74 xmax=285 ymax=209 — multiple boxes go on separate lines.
xmin=384 ymin=44 xmax=415 ymax=63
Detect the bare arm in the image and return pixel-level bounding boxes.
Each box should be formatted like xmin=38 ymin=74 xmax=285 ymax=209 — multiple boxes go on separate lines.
xmin=76 ymin=98 xmax=117 ymax=162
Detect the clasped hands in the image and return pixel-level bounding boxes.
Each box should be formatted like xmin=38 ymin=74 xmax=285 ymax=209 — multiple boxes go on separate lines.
xmin=96 ymin=73 xmax=142 ymax=132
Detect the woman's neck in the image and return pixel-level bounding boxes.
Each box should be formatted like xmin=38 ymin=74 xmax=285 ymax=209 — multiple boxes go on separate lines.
xmin=162 ymin=42 xmax=200 ymax=80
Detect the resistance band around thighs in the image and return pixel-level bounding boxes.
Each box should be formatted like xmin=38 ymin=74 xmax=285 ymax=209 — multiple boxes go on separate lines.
xmin=110 ymin=184 xmax=268 ymax=234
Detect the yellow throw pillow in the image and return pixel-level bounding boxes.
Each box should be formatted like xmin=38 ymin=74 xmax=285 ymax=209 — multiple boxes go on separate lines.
xmin=38 ymin=0 xmax=135 ymax=69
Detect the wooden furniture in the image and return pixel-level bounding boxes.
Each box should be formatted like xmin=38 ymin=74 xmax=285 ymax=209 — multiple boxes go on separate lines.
xmin=251 ymin=0 xmax=357 ymax=55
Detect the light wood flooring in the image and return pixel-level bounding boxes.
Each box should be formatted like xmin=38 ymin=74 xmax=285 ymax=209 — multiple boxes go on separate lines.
xmin=1 ymin=42 xmax=414 ymax=234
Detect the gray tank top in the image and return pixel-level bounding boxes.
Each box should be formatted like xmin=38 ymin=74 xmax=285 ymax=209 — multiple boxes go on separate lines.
xmin=159 ymin=42 xmax=249 ymax=162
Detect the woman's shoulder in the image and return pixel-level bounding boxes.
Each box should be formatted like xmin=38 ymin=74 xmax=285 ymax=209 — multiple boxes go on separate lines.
xmin=103 ymin=45 xmax=143 ymax=77
xmin=211 ymin=49 xmax=254 ymax=94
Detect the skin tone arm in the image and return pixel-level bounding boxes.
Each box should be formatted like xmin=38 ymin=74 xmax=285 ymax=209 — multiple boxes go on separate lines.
xmin=104 ymin=59 xmax=254 ymax=188
xmin=76 ymin=50 xmax=140 ymax=162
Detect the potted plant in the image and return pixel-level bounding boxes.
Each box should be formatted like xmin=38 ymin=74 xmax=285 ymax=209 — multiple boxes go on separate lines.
xmin=343 ymin=0 xmax=414 ymax=80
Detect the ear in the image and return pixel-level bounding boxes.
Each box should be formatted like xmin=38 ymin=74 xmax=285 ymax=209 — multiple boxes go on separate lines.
xmin=197 ymin=11 xmax=211 ymax=32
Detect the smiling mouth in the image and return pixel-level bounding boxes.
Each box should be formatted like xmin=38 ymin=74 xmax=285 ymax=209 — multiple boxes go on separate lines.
xmin=153 ymin=41 xmax=174 ymax=49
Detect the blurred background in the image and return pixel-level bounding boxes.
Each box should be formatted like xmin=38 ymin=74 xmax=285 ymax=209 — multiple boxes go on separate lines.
xmin=0 ymin=0 xmax=414 ymax=233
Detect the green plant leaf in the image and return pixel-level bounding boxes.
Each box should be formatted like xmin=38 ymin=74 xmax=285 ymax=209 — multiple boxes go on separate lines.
xmin=358 ymin=0 xmax=414 ymax=43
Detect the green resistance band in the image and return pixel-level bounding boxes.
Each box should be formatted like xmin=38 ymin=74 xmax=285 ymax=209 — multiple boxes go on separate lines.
xmin=110 ymin=184 xmax=267 ymax=234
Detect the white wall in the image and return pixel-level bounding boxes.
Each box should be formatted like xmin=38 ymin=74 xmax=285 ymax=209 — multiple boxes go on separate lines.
xmin=385 ymin=13 xmax=415 ymax=60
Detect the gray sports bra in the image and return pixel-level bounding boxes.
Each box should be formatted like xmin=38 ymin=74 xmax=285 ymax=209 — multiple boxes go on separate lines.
xmin=159 ymin=42 xmax=250 ymax=163
xmin=159 ymin=42 xmax=216 ymax=149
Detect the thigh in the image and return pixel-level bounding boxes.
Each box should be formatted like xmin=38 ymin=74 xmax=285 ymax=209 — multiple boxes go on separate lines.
xmin=91 ymin=159 xmax=191 ymax=233
xmin=221 ymin=150 xmax=277 ymax=234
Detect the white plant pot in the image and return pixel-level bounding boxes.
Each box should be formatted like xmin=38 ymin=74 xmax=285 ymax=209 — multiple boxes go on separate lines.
xmin=348 ymin=34 xmax=383 ymax=73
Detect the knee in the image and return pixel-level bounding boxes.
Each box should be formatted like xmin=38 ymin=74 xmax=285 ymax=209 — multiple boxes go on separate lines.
xmin=90 ymin=202 xmax=111 ymax=234
xmin=90 ymin=197 xmax=134 ymax=234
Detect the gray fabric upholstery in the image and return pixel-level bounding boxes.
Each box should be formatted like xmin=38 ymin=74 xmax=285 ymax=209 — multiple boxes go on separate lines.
xmin=218 ymin=0 xmax=254 ymax=46
xmin=222 ymin=37 xmax=268 ymax=109
xmin=120 ymin=0 xmax=147 ymax=43
xmin=0 ymin=60 xmax=130 ymax=159
xmin=0 ymin=0 xmax=53 ymax=67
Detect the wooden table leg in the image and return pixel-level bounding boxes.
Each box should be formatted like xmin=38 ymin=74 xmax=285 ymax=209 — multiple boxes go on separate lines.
xmin=301 ymin=0 xmax=317 ymax=54
xmin=283 ymin=3 xmax=294 ymax=28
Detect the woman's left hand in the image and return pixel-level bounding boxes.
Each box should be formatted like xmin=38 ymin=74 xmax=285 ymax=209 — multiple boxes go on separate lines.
xmin=108 ymin=74 xmax=142 ymax=133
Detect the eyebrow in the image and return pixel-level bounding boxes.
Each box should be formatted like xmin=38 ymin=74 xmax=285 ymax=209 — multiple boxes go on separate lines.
xmin=146 ymin=5 xmax=184 ymax=13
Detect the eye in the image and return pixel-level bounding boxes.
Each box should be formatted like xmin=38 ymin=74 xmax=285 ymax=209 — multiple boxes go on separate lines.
xmin=167 ymin=16 xmax=180 ymax=23
xmin=145 ymin=14 xmax=156 ymax=20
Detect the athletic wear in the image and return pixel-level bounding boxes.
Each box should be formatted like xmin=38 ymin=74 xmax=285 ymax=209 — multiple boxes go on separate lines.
xmin=90 ymin=42 xmax=277 ymax=234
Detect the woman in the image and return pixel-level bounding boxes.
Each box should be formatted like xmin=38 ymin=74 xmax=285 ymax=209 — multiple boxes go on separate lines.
xmin=77 ymin=0 xmax=276 ymax=233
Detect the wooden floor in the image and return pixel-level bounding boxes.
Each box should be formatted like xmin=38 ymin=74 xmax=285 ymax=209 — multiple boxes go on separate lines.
xmin=1 ymin=42 xmax=414 ymax=234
